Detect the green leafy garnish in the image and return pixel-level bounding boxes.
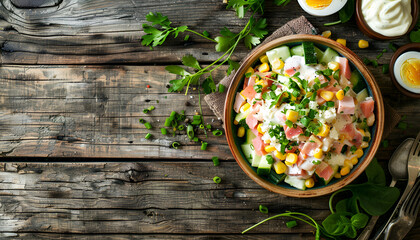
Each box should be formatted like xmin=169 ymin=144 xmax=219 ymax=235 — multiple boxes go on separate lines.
xmin=324 ymin=0 xmax=355 ymax=26
xmin=227 ymin=59 xmax=240 ymax=76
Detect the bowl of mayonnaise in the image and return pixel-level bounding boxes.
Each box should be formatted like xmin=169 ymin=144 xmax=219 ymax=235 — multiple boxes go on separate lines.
xmin=355 ymin=0 xmax=419 ymax=40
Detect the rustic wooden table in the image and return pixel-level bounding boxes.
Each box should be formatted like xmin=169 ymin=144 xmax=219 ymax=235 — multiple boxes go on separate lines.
xmin=0 ymin=0 xmax=419 ymax=239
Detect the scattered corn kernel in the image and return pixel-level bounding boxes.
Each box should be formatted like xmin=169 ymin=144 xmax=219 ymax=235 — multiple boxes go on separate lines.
xmin=285 ymin=153 xmax=298 ymax=165
xmin=314 ymin=148 xmax=323 ymax=159
xmin=305 ymin=178 xmax=315 ymax=188
xmin=336 ymin=38 xmax=346 ymax=46
xmin=240 ymin=91 xmax=247 ymax=100
xmin=351 ymin=157 xmax=358 ymax=165
xmin=255 ymin=80 xmax=268 ymax=88
xmin=317 ymin=124 xmax=330 ymax=137
xmin=234 ymin=120 xmax=239 ymax=125
xmin=344 ymin=159 xmax=353 ymax=169
xmin=241 ymin=103 xmax=251 ymax=112
xmin=328 ymin=61 xmax=340 ymax=71
xmin=334 ymin=173 xmax=342 ymax=179
xmin=258 ymin=62 xmax=270 ymax=73
xmin=265 ymin=145 xmax=276 ymax=153
xmin=245 ymin=67 xmax=254 ymax=76
xmin=274 ymin=150 xmax=286 ymax=160
xmin=336 ymin=90 xmax=345 ymax=100
xmin=355 ymin=148 xmax=364 ymax=158
xmin=264 ymin=139 xmax=271 ymax=144
xmin=271 ymin=58 xmax=285 ymax=70
xmin=340 ymin=166 xmax=351 ymax=176
xmin=358 ymin=39 xmax=369 ymax=49
xmin=259 ymin=55 xmax=269 ymax=63
xmin=274 ymin=161 xmax=287 ymax=174
xmin=286 ymin=110 xmax=299 ymax=123
xmin=358 ymin=129 xmax=365 ymax=136
xmin=320 ymin=90 xmax=334 ymax=101
xmin=322 ymin=30 xmax=332 ymax=38
xmin=257 ymin=123 xmax=264 ymax=134
xmin=361 ymin=141 xmax=369 ymax=148
xmin=237 ymin=126 xmax=245 ymax=138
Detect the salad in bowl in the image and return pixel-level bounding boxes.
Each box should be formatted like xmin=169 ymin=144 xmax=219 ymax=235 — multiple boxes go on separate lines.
xmin=225 ymin=35 xmax=383 ymax=196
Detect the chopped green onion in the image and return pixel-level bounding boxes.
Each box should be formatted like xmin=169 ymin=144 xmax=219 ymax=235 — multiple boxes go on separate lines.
xmin=201 ymin=141 xmax=208 ymax=150
xmin=300 ymin=117 xmax=310 ymax=128
xmin=270 ymin=85 xmax=277 ymax=91
xmin=326 ymin=101 xmax=335 ymax=107
xmin=389 ymin=42 xmax=397 ymax=52
xmin=184 ymin=35 xmax=190 ymax=41
xmin=218 ymin=84 xmax=226 ymax=93
xmin=139 ymin=118 xmax=146 ymax=124
xmin=145 ymin=133 xmax=152 ymax=139
xmin=191 ymin=115 xmax=202 ymax=125
xmin=308 ymin=109 xmax=317 ymax=119
xmin=178 ymin=125 xmax=185 ymax=131
xmin=213 ymin=176 xmax=221 ymax=184
xmin=164 ymin=117 xmax=172 ymax=127
xmin=363 ymin=57 xmax=371 ymax=65
xmin=193 ymin=137 xmax=199 ymax=142
xmin=245 ymin=72 xmax=252 ymax=78
xmin=343 ymin=86 xmax=350 ymax=94
xmin=382 ymin=64 xmax=389 ymax=74
xmin=398 ymin=122 xmax=408 ymax=130
xmin=333 ymin=69 xmax=340 ymax=80
xmin=350 ymin=145 xmax=357 ymax=153
xmin=212 ymin=156 xmax=219 ymax=166
xmin=372 ymin=60 xmax=378 ymax=68
xmin=285 ymin=120 xmax=293 ymax=128
xmin=187 ymin=124 xmax=194 ymax=139
xmin=212 ymin=129 xmax=223 ymax=136
xmin=382 ymin=140 xmax=389 ymax=148
xmin=203 ymin=30 xmax=210 ymax=37
xmin=143 ymin=109 xmax=149 ymax=114
xmin=161 ymin=128 xmax=167 ymax=135
xmin=206 ymin=124 xmax=212 ymax=129
xmin=266 ymin=155 xmax=274 ymax=164
xmin=172 ymin=141 xmax=181 ymax=149
xmin=286 ymin=220 xmax=297 ymax=228
xmin=376 ymin=49 xmax=387 ymax=59
xmin=259 ymin=205 xmax=268 ymax=214
xmin=144 ymin=122 xmax=152 ymax=130
xmin=199 ymin=124 xmax=205 ymax=129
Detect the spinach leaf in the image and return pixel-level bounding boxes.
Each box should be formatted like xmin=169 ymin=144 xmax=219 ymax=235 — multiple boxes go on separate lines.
xmin=351 ymin=213 xmax=369 ymax=229
xmin=338 ymin=0 xmax=355 ymax=23
xmin=322 ymin=213 xmax=351 ymax=236
xmin=365 ymin=158 xmax=386 ymax=186
xmin=410 ymin=30 xmax=420 ymax=43
xmin=345 ymin=225 xmax=357 ymax=239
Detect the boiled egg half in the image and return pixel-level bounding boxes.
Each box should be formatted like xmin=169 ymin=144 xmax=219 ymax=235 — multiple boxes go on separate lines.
xmin=394 ymin=51 xmax=420 ymax=94
xmin=297 ymin=0 xmax=347 ymax=16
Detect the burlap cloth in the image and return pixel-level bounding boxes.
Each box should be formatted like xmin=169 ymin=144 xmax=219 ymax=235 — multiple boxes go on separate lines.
xmin=204 ymin=16 xmax=400 ymax=139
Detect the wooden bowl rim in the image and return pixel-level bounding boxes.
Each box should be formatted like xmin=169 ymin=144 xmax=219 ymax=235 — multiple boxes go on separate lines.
xmin=224 ymin=34 xmax=385 ymax=198
xmin=355 ymin=0 xmax=419 ymax=40
xmin=389 ymin=43 xmax=420 ymax=98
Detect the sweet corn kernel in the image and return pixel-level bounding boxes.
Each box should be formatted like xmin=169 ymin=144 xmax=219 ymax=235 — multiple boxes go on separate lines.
xmin=259 ymin=55 xmax=269 ymax=63
xmin=286 ymin=110 xmax=299 ymax=123
xmin=334 ymin=173 xmax=342 ymax=179
xmin=351 ymin=157 xmax=358 ymax=165
xmin=271 ymin=58 xmax=285 ymax=70
xmin=257 ymin=123 xmax=264 ymax=134
xmin=274 ymin=150 xmax=286 ymax=160
xmin=320 ymin=90 xmax=334 ymax=101
xmin=340 ymin=166 xmax=351 ymax=176
xmin=336 ymin=38 xmax=346 ymax=46
xmin=361 ymin=141 xmax=369 ymax=148
xmin=274 ymin=161 xmax=287 ymax=174
xmin=241 ymin=103 xmax=251 ymax=112
xmin=237 ymin=126 xmax=245 ymax=138
xmin=313 ymin=148 xmax=323 ymax=159
xmin=317 ymin=124 xmax=330 ymax=137
xmin=265 ymin=145 xmax=276 ymax=153
xmin=255 ymin=80 xmax=268 ymax=88
xmin=258 ymin=62 xmax=270 ymax=73
xmin=358 ymin=39 xmax=369 ymax=49
xmin=285 ymin=153 xmax=298 ymax=165
xmin=234 ymin=120 xmax=239 ymax=125
xmin=322 ymin=30 xmax=332 ymax=38
xmin=358 ymin=129 xmax=365 ymax=136
xmin=355 ymin=148 xmax=364 ymax=158
xmin=240 ymin=90 xmax=247 ymax=100
xmin=264 ymin=139 xmax=271 ymax=144
xmin=336 ymin=90 xmax=345 ymax=100
xmin=328 ymin=61 xmax=340 ymax=71
xmin=344 ymin=159 xmax=353 ymax=169
xmin=305 ymin=178 xmax=315 ymax=188
xmin=245 ymin=67 xmax=254 ymax=76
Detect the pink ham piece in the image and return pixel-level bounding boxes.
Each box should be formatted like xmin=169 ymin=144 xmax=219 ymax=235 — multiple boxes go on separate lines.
xmin=338 ymin=96 xmax=355 ymax=115
xmin=315 ymin=162 xmax=335 ymax=181
xmin=275 ymin=112 xmax=287 ymax=125
xmin=233 ymin=92 xmax=246 ymax=113
xmin=337 ymin=57 xmax=351 ymax=80
xmin=287 ymin=164 xmax=310 ymax=179
xmin=341 ymin=124 xmax=363 ymax=147
xmin=286 ymin=145 xmax=298 ymax=153
xmin=316 ymin=95 xmax=326 ymax=106
xmin=241 ymin=85 xmax=257 ymax=100
xmin=297 ymin=152 xmax=306 ymax=166
xmin=360 ymin=98 xmax=375 ymax=118
xmin=245 ymin=114 xmax=258 ymax=130
xmin=301 ymin=141 xmax=321 ymax=156
xmin=252 ymin=136 xmax=267 ymax=156
xmin=332 ymin=141 xmax=344 ymax=154
xmin=283 ymin=125 xmax=303 ymax=140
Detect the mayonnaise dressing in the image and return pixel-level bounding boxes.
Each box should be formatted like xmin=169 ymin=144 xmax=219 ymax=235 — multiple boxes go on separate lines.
xmin=361 ymin=0 xmax=412 ymax=37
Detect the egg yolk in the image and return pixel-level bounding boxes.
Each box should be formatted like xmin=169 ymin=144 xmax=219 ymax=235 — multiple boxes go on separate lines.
xmin=400 ymin=58 xmax=420 ymax=88
xmin=306 ymin=0 xmax=333 ymax=9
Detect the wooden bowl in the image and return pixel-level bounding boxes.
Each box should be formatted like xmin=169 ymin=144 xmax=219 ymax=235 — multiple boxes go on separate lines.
xmin=355 ymin=0 xmax=419 ymax=40
xmin=389 ymin=43 xmax=420 ymax=98
xmin=224 ymin=34 xmax=384 ymax=198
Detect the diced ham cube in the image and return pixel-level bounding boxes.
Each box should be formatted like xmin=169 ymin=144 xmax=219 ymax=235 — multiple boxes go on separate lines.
xmin=275 ymin=112 xmax=287 ymax=125
xmin=241 ymin=85 xmax=257 ymax=100
xmin=341 ymin=124 xmax=363 ymax=147
xmin=332 ymin=141 xmax=344 ymax=154
xmin=252 ymin=136 xmax=267 ymax=156
xmin=315 ymin=162 xmax=335 ymax=181
xmin=338 ymin=96 xmax=355 ymax=115
xmin=245 ymin=114 xmax=258 ymax=130
xmin=360 ymin=98 xmax=375 ymax=118
xmin=283 ymin=125 xmax=303 ymax=140
xmin=301 ymin=142 xmax=321 ymax=156
xmin=233 ymin=92 xmax=246 ymax=113
xmin=337 ymin=57 xmax=351 ymax=80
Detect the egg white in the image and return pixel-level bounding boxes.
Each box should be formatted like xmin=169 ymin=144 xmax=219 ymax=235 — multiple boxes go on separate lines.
xmin=393 ymin=51 xmax=420 ymax=94
xmin=297 ymin=0 xmax=347 ymax=17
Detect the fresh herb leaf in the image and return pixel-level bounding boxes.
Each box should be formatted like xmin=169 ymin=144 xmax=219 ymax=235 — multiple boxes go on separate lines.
xmin=227 ymin=59 xmax=240 ymax=76
xmin=182 ymin=55 xmax=201 ymax=70
xmin=202 ymin=75 xmax=216 ymax=94
xmin=226 ymin=0 xmax=265 ymax=18
xmin=274 ymin=0 xmax=291 ymax=7
xmin=324 ymin=0 xmax=355 ymax=26
xmin=165 ymin=65 xmax=191 ymax=76
xmin=410 ymin=29 xmax=420 ymax=42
